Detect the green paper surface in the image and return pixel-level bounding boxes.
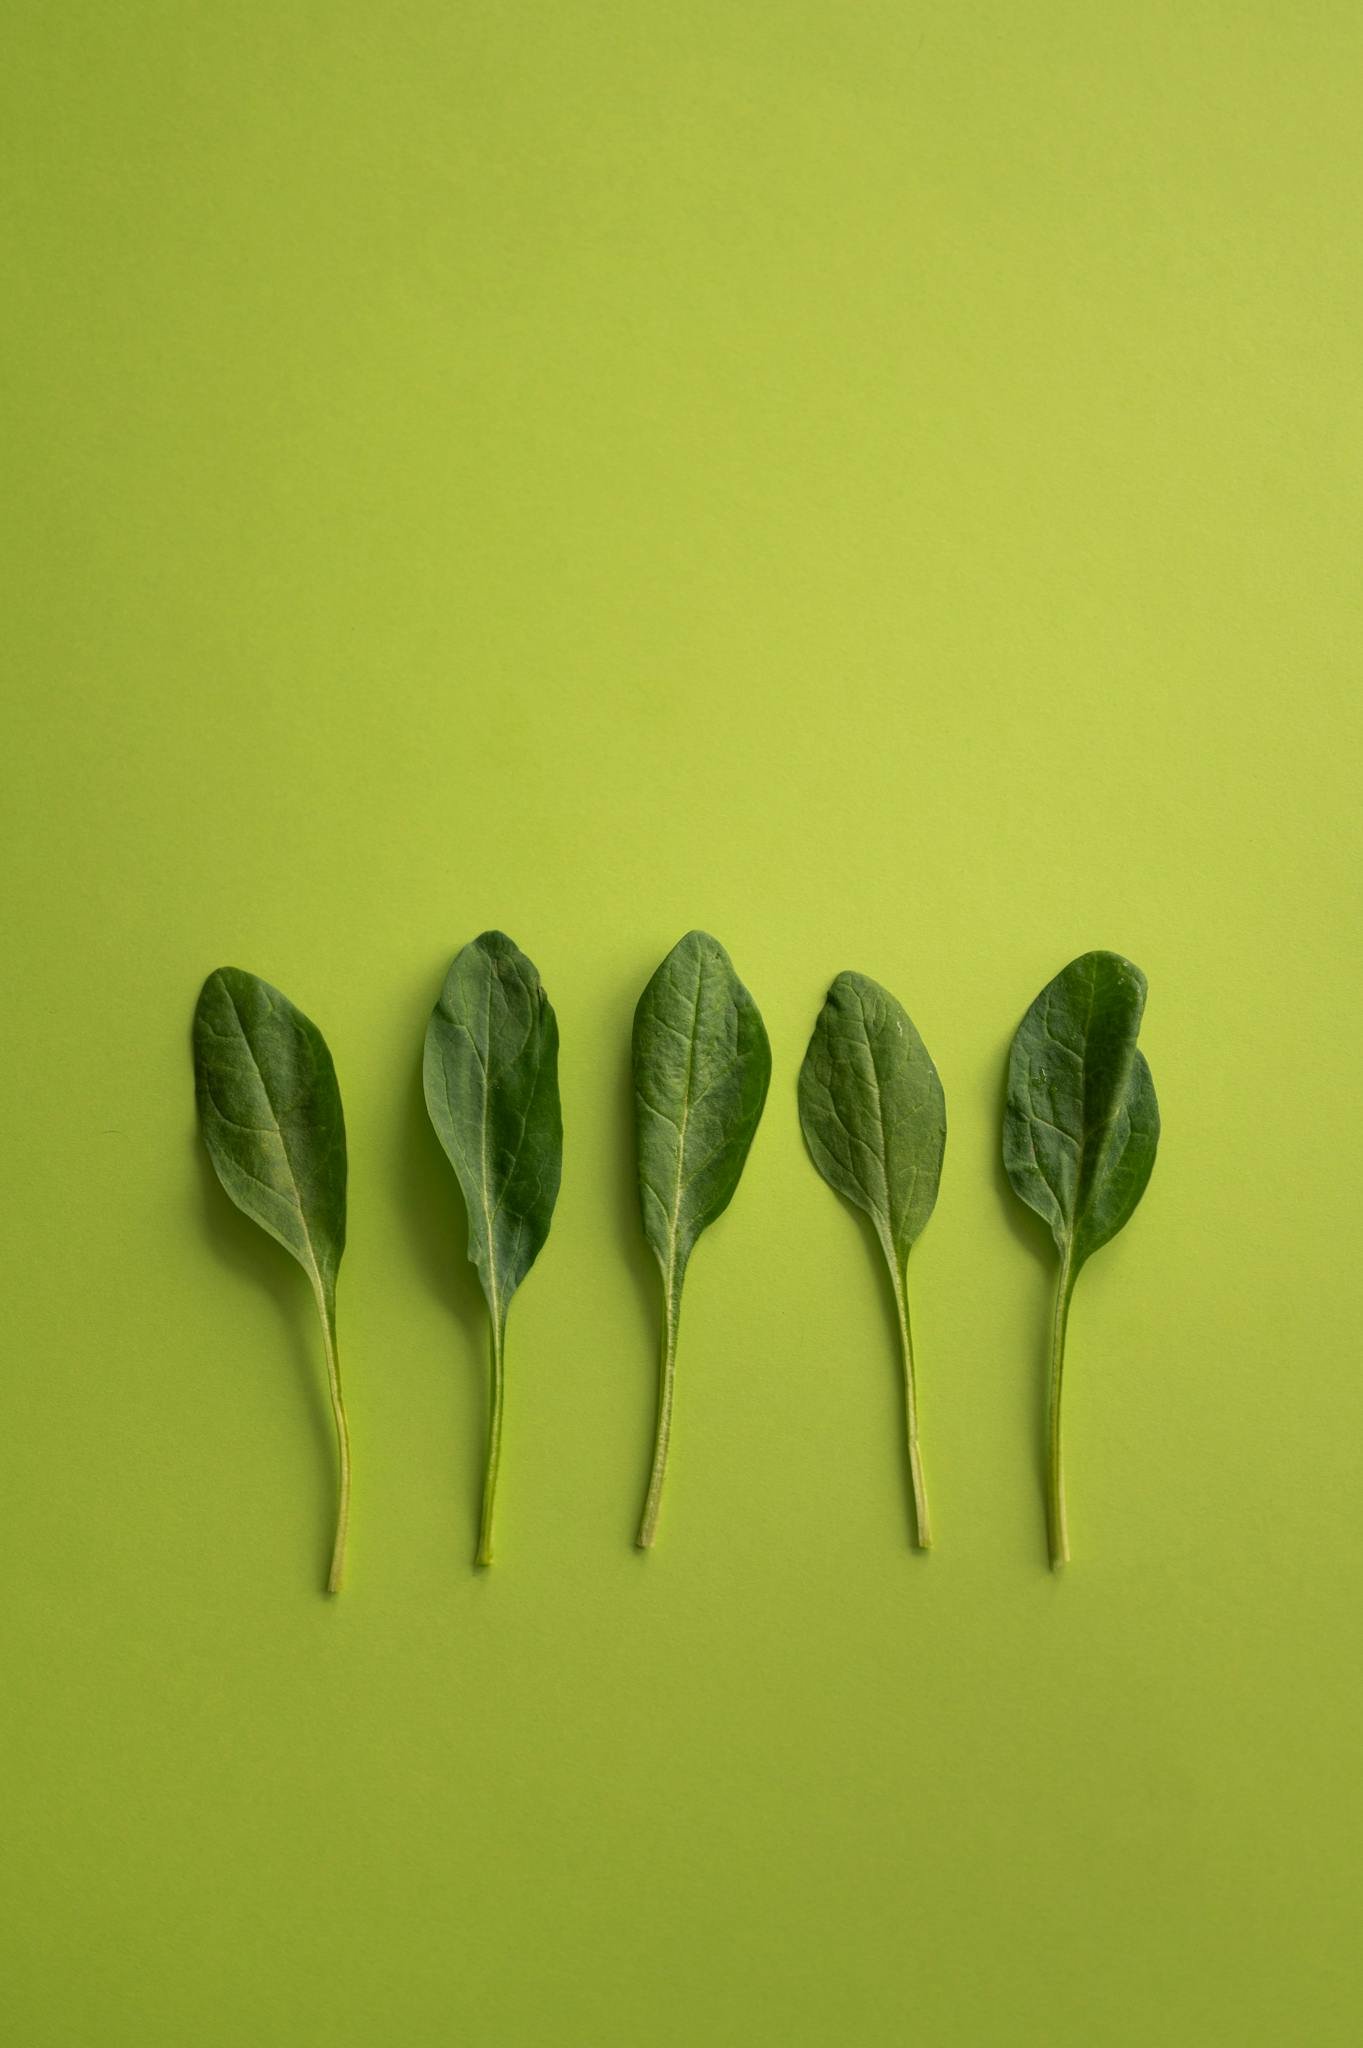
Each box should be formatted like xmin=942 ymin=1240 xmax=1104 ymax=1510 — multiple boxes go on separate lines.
xmin=3 ymin=5 xmax=1361 ymax=2044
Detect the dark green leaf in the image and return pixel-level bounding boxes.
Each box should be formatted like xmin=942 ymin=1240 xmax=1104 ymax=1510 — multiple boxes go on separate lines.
xmin=799 ymin=972 xmax=946 ymax=1264
xmin=632 ymin=930 xmax=771 ymax=1546
xmin=423 ymin=931 xmax=563 ymax=1565
xmin=193 ymin=966 xmax=351 ymax=1592
xmin=798 ymin=971 xmax=946 ymax=1547
xmin=1002 ymin=950 xmax=1160 ymax=1565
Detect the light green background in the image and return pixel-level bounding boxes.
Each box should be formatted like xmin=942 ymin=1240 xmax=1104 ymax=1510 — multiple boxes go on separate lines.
xmin=4 ymin=6 xmax=1360 ymax=2044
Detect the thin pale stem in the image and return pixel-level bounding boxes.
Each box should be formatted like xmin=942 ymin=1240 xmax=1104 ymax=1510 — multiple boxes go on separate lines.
xmin=315 ymin=1284 xmax=350 ymax=1596
xmin=636 ymin=1290 xmax=679 ymax=1549
xmin=891 ymin=1263 xmax=932 ymax=1551
xmin=477 ymin=1313 xmax=506 ymax=1567
xmin=1047 ymin=1256 xmax=1074 ymax=1569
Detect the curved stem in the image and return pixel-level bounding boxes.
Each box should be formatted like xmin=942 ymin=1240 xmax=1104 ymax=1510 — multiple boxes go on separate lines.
xmin=891 ymin=1262 xmax=932 ymax=1550
xmin=1047 ymin=1255 xmax=1074 ymax=1569
xmin=315 ymin=1285 xmax=350 ymax=1596
xmin=636 ymin=1288 xmax=679 ymax=1548
xmin=477 ymin=1312 xmax=506 ymax=1567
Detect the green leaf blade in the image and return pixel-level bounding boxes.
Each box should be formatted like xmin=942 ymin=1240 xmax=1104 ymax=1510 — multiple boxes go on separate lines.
xmin=192 ymin=966 xmax=350 ymax=1591
xmin=422 ymin=930 xmax=564 ymax=1323
xmin=1073 ymin=1047 xmax=1160 ymax=1268
xmin=798 ymin=970 xmax=946 ymax=1266
xmin=1002 ymin=949 xmax=1160 ymax=1567
xmin=1002 ymin=949 xmax=1157 ymax=1276
xmin=422 ymin=931 xmax=563 ymax=1566
xmin=633 ymin=930 xmax=771 ymax=1289
xmin=193 ymin=965 xmax=348 ymax=1300
xmin=798 ymin=970 xmax=946 ymax=1548
xmin=632 ymin=930 xmax=771 ymax=1545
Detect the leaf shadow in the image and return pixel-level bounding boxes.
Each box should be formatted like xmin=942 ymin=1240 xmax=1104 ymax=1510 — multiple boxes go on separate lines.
xmin=989 ymin=1035 xmax=1059 ymax=1559
xmin=191 ymin=1134 xmax=338 ymax=1585
xmin=392 ymin=1010 xmax=492 ymax=1566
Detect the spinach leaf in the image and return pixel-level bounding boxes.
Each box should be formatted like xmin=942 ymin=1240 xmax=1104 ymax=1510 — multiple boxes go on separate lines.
xmin=193 ymin=967 xmax=351 ymax=1593
xmin=1003 ymin=950 xmax=1160 ymax=1566
xmin=423 ymin=932 xmax=562 ymax=1566
xmin=798 ymin=972 xmax=946 ymax=1548
xmin=632 ymin=931 xmax=771 ymax=1546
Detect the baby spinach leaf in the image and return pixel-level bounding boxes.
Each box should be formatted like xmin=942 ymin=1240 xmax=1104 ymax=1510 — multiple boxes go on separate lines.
xmin=193 ymin=967 xmax=351 ymax=1593
xmin=423 ymin=932 xmax=562 ymax=1566
xmin=1003 ymin=950 xmax=1160 ymax=1566
xmin=798 ymin=972 xmax=946 ymax=1549
xmin=632 ymin=931 xmax=771 ymax=1547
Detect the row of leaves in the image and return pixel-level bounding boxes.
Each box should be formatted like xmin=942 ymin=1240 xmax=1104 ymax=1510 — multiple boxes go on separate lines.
xmin=193 ymin=935 xmax=1159 ymax=1591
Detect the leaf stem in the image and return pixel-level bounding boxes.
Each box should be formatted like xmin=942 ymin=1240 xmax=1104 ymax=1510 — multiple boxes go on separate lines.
xmin=636 ymin=1289 xmax=679 ymax=1548
xmin=477 ymin=1312 xmax=506 ymax=1567
xmin=892 ymin=1265 xmax=932 ymax=1550
xmin=314 ymin=1284 xmax=350 ymax=1596
xmin=1047 ymin=1256 xmax=1074 ymax=1569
